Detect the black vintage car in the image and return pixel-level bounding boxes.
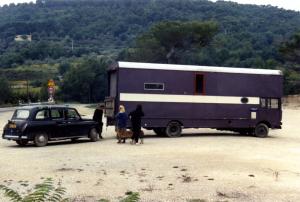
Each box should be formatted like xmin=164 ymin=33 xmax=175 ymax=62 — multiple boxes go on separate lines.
xmin=2 ymin=105 xmax=100 ymax=147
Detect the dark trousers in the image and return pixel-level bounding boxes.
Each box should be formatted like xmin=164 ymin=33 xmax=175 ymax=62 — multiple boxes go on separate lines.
xmin=97 ymin=122 xmax=103 ymax=138
xmin=132 ymin=130 xmax=140 ymax=143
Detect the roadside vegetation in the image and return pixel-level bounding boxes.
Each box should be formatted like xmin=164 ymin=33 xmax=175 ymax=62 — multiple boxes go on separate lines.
xmin=0 ymin=178 xmax=141 ymax=202
xmin=0 ymin=178 xmax=68 ymax=202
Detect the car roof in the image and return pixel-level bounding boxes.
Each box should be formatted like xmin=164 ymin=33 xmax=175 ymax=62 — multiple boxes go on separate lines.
xmin=16 ymin=104 xmax=72 ymax=110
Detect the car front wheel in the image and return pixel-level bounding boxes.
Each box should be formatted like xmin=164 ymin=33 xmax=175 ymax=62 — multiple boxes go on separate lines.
xmin=89 ymin=128 xmax=99 ymax=142
xmin=16 ymin=140 xmax=28 ymax=146
xmin=34 ymin=133 xmax=48 ymax=147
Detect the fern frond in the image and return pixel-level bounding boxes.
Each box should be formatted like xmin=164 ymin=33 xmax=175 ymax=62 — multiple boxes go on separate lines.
xmin=60 ymin=198 xmax=70 ymax=202
xmin=120 ymin=192 xmax=140 ymax=202
xmin=0 ymin=184 xmax=23 ymax=202
xmin=23 ymin=178 xmax=54 ymax=202
xmin=48 ymin=187 xmax=66 ymax=202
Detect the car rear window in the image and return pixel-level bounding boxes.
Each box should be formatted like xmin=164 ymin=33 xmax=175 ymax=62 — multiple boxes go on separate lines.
xmin=51 ymin=109 xmax=64 ymax=119
xmin=12 ymin=109 xmax=30 ymax=120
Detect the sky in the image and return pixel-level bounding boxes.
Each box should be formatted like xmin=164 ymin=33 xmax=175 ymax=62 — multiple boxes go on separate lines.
xmin=0 ymin=0 xmax=300 ymax=12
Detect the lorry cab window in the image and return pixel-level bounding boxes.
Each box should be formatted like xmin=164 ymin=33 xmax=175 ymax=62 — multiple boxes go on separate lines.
xmin=260 ymin=98 xmax=279 ymax=109
xmin=270 ymin=98 xmax=279 ymax=109
xmin=195 ymin=74 xmax=204 ymax=94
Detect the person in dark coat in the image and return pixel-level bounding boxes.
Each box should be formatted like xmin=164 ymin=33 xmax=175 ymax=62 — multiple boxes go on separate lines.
xmin=93 ymin=104 xmax=104 ymax=139
xmin=116 ymin=105 xmax=128 ymax=143
xmin=129 ymin=104 xmax=144 ymax=144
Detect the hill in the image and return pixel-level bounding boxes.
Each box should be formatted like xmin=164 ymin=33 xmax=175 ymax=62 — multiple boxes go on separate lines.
xmin=0 ymin=0 xmax=299 ymax=69
xmin=0 ymin=0 xmax=300 ymax=104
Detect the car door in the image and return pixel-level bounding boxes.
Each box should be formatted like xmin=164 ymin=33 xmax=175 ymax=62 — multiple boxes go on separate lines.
xmin=65 ymin=108 xmax=85 ymax=137
xmin=50 ymin=108 xmax=67 ymax=138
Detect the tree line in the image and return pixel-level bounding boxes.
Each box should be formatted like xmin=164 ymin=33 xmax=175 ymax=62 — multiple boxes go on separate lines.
xmin=1 ymin=0 xmax=300 ymax=104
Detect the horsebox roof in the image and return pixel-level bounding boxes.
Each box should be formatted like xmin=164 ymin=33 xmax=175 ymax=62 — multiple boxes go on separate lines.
xmin=118 ymin=61 xmax=282 ymax=75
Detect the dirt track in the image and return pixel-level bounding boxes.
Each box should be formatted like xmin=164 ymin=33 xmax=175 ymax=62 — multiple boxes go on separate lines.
xmin=0 ymin=105 xmax=299 ymax=202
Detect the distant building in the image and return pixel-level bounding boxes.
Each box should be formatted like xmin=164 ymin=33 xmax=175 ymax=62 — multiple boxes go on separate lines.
xmin=15 ymin=34 xmax=32 ymax=42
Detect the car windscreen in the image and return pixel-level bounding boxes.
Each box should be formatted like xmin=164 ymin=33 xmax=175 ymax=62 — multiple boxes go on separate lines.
xmin=12 ymin=109 xmax=30 ymax=120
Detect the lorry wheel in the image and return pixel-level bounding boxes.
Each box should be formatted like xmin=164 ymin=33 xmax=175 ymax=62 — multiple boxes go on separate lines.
xmin=89 ymin=128 xmax=99 ymax=142
xmin=254 ymin=123 xmax=269 ymax=138
xmin=153 ymin=128 xmax=166 ymax=136
xmin=166 ymin=122 xmax=182 ymax=137
xmin=16 ymin=140 xmax=28 ymax=146
xmin=34 ymin=133 xmax=48 ymax=147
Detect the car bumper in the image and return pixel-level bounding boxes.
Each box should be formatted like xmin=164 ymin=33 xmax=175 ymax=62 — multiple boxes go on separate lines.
xmin=2 ymin=135 xmax=28 ymax=140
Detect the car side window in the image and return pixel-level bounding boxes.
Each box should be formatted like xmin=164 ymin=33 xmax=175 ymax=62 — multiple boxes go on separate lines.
xmin=50 ymin=109 xmax=64 ymax=120
xmin=35 ymin=110 xmax=49 ymax=120
xmin=66 ymin=109 xmax=80 ymax=120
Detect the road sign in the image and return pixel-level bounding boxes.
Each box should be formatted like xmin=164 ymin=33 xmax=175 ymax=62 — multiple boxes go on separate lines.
xmin=48 ymin=87 xmax=55 ymax=94
xmin=48 ymin=79 xmax=55 ymax=88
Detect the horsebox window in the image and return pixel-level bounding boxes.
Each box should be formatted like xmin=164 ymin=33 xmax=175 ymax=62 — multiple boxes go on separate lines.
xmin=260 ymin=98 xmax=266 ymax=108
xmin=195 ymin=74 xmax=204 ymax=94
xmin=144 ymin=83 xmax=164 ymax=91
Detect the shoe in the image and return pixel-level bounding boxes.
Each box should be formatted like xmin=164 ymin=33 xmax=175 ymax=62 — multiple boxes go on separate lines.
xmin=140 ymin=139 xmax=144 ymax=144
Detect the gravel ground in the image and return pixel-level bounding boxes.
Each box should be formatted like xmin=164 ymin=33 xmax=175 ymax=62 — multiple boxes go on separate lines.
xmin=0 ymin=105 xmax=299 ymax=202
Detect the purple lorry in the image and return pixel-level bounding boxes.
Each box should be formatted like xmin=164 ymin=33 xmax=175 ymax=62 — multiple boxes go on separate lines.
xmin=104 ymin=61 xmax=283 ymax=138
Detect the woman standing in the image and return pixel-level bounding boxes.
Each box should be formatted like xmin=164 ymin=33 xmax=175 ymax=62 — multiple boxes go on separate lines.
xmin=116 ymin=105 xmax=128 ymax=143
xmin=129 ymin=104 xmax=144 ymax=144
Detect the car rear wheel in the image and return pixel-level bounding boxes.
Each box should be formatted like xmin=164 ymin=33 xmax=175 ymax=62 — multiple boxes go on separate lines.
xmin=89 ymin=128 xmax=99 ymax=142
xmin=16 ymin=140 xmax=28 ymax=146
xmin=255 ymin=123 xmax=269 ymax=138
xmin=34 ymin=133 xmax=48 ymax=147
xmin=166 ymin=122 xmax=182 ymax=137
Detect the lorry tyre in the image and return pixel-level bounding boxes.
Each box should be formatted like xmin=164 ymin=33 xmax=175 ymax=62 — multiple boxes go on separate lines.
xmin=153 ymin=128 xmax=166 ymax=136
xmin=254 ymin=123 xmax=269 ymax=138
xmin=34 ymin=132 xmax=48 ymax=147
xmin=166 ymin=121 xmax=182 ymax=137
xmin=16 ymin=140 xmax=28 ymax=146
xmin=89 ymin=128 xmax=99 ymax=142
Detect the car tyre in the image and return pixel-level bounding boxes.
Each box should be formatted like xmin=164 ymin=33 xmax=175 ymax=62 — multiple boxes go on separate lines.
xmin=89 ymin=128 xmax=99 ymax=142
xmin=34 ymin=132 xmax=48 ymax=147
xmin=254 ymin=123 xmax=269 ymax=138
xmin=16 ymin=140 xmax=28 ymax=146
xmin=166 ymin=121 xmax=182 ymax=137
